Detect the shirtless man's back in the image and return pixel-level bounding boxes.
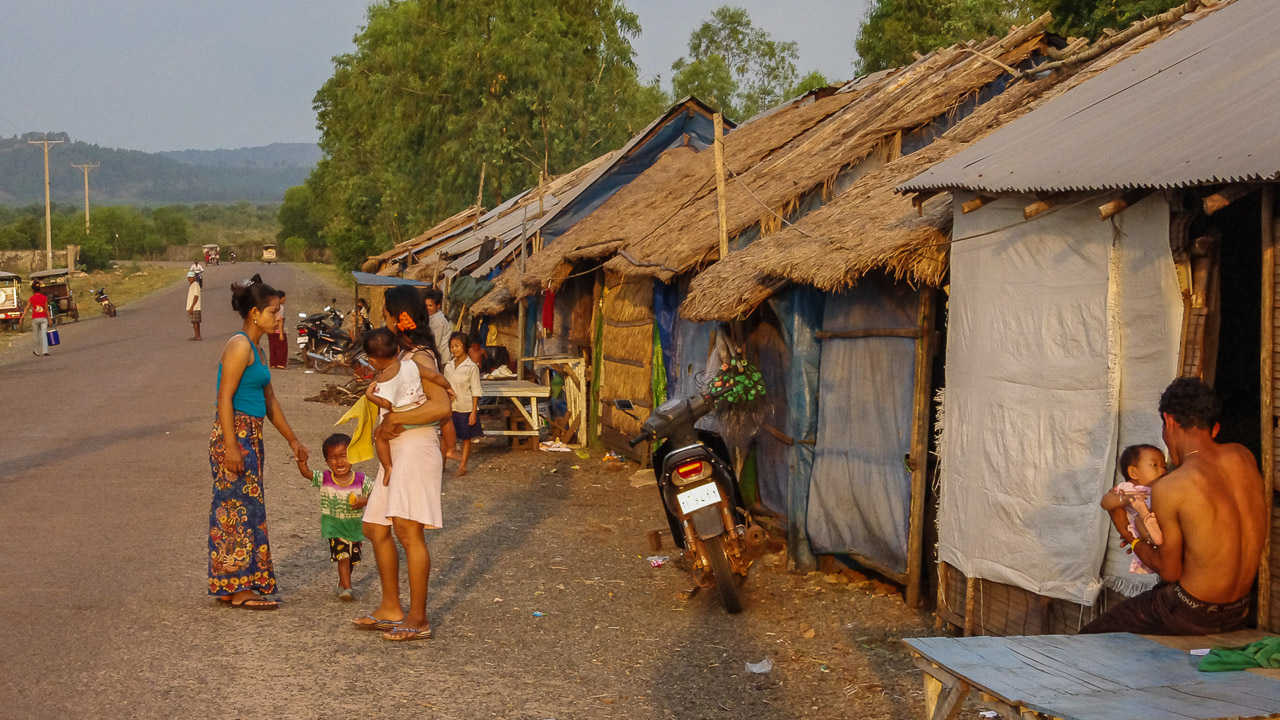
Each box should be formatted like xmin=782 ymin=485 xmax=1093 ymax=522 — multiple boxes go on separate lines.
xmin=1083 ymin=378 xmax=1266 ymax=635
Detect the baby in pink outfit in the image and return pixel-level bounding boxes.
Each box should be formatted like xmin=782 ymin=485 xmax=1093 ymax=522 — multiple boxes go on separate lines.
xmin=1100 ymin=444 xmax=1167 ymax=574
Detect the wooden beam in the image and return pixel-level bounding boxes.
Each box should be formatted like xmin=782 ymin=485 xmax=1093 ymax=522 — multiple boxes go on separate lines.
xmin=815 ymin=328 xmax=923 ymax=340
xmin=913 ymin=190 xmax=939 ymax=217
xmin=916 ymin=660 xmax=971 ymax=720
xmin=963 ymin=576 xmax=979 ymax=636
xmin=961 ymin=195 xmax=994 ymax=214
xmin=1098 ymin=189 xmax=1151 ymax=221
xmin=1023 ymin=195 xmax=1063 ymax=220
xmin=713 ymin=113 xmax=729 ymax=260
xmin=906 ymin=288 xmax=936 ymax=608
xmin=1261 ymin=184 xmax=1275 ymax=630
xmin=1203 ymin=184 xmax=1255 ymax=216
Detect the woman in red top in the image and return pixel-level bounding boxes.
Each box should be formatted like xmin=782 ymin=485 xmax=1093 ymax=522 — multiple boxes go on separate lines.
xmin=19 ymin=281 xmax=50 ymax=356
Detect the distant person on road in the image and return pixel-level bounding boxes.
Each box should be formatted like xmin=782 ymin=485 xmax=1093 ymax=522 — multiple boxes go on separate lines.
xmin=268 ymin=290 xmax=288 ymax=368
xmin=424 ymin=288 xmax=451 ymax=363
xmin=208 ymin=274 xmax=309 ymax=610
xmin=186 ymin=272 xmax=202 ymax=341
xmin=1082 ymin=378 xmax=1266 ymax=635
xmin=295 ymin=433 xmax=372 ymax=602
xmin=19 ymin=280 xmax=51 ymax=357
xmin=190 ymin=258 xmax=204 ymax=287
xmin=350 ymin=285 xmax=453 ymax=640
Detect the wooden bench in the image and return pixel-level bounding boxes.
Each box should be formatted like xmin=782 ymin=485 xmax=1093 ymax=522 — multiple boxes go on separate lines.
xmin=906 ymin=630 xmax=1280 ymax=719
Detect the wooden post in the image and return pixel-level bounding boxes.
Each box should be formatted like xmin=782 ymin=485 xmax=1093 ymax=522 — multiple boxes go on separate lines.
xmin=517 ymin=206 xmax=528 ymax=381
xmin=963 ymin=577 xmax=979 ymax=637
xmin=29 ymin=136 xmax=63 ymax=271
xmin=72 ymin=162 xmax=98 ymax=234
xmin=713 ymin=113 xmax=729 ymax=260
xmin=1261 ymin=184 xmax=1275 ymax=630
xmin=906 ymin=288 xmax=936 ymax=608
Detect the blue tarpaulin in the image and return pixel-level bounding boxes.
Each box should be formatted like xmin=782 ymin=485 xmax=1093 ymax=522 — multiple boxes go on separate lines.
xmin=806 ymin=280 xmax=921 ymax=573
xmin=351 ymin=271 xmax=431 ymax=287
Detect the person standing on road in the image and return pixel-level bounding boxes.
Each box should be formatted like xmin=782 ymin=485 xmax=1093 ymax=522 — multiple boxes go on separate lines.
xmin=351 ymin=285 xmax=452 ymax=640
xmin=209 ymin=274 xmax=309 ymax=610
xmin=268 ymin=290 xmax=288 ymax=369
xmin=424 ymin=288 xmax=451 ymax=363
xmin=186 ymin=272 xmax=202 ymax=341
xmin=19 ymin=281 xmax=51 ymax=356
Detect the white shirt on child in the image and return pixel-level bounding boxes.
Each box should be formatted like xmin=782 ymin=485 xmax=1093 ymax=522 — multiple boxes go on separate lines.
xmin=444 ymin=356 xmax=483 ymax=413
xmin=373 ymin=359 xmax=427 ymax=414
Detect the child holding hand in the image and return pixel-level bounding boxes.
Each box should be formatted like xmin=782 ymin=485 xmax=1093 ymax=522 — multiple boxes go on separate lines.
xmin=296 ymin=433 xmax=373 ymax=601
xmin=1100 ymin=443 xmax=1167 ymax=574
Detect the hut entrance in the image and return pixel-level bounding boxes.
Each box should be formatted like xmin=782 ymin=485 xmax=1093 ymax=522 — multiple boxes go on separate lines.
xmin=596 ymin=271 xmax=655 ymax=461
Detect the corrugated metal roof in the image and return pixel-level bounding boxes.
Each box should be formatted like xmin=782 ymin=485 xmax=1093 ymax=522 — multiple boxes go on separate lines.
xmin=901 ymin=0 xmax=1280 ymax=194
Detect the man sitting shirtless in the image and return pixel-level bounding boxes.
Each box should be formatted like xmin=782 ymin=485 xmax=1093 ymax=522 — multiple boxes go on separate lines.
xmin=1082 ymin=377 xmax=1267 ymax=635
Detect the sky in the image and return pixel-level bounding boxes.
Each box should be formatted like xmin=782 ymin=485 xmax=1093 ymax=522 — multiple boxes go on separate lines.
xmin=0 ymin=0 xmax=869 ymax=153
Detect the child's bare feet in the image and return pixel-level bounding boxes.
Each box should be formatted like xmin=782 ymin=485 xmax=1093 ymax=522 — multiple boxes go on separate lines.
xmin=455 ymin=465 xmax=467 ymax=478
xmin=444 ymin=447 xmax=463 ymax=462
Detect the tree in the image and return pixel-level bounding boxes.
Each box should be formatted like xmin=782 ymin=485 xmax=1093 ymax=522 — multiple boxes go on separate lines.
xmin=277 ymin=184 xmax=324 ymax=246
xmin=789 ymin=70 xmax=831 ymax=98
xmin=310 ymin=0 xmax=665 ymax=269
xmin=671 ymin=6 xmax=802 ymax=120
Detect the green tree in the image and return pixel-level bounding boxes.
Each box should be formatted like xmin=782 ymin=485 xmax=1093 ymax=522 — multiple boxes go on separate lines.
xmin=310 ymin=0 xmax=664 ymax=270
xmin=854 ymin=0 xmax=1024 ymax=74
xmin=789 ymin=70 xmax=831 ymax=97
xmin=671 ymin=6 xmax=802 ymax=120
xmin=151 ymin=206 xmax=190 ymax=246
xmin=672 ymin=55 xmax=739 ymax=116
xmin=277 ymin=184 xmax=325 ymax=246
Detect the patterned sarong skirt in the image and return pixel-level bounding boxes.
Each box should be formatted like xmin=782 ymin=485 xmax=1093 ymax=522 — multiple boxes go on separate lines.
xmin=207 ymin=412 xmax=277 ymax=596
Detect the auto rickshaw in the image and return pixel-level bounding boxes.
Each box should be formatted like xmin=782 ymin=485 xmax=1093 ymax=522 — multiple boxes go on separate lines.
xmin=0 ymin=271 xmax=23 ymax=330
xmin=202 ymin=243 xmax=220 ymax=266
xmin=262 ymin=242 xmax=278 ymax=264
xmin=30 ymin=268 xmax=78 ymax=322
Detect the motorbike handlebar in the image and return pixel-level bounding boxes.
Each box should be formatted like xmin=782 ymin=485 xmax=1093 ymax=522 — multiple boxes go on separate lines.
xmin=628 ymin=432 xmax=650 ymax=447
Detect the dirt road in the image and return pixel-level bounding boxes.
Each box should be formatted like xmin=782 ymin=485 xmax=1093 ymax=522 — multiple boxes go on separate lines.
xmin=0 ymin=263 xmax=942 ymax=719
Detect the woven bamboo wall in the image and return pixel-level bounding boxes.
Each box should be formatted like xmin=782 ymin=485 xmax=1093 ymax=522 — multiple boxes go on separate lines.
xmin=599 ymin=272 xmax=654 ymax=438
xmin=937 ymin=562 xmax=1126 ymax=636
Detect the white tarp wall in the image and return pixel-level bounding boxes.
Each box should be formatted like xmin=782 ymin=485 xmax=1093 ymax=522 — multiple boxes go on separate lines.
xmin=939 ymin=192 xmax=1180 ymax=605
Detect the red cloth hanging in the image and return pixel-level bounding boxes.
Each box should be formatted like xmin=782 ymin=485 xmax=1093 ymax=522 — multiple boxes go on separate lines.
xmin=541 ymin=288 xmax=555 ymax=335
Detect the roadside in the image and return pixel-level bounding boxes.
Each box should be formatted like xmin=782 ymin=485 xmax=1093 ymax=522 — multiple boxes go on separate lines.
xmin=0 ymin=262 xmax=955 ymax=719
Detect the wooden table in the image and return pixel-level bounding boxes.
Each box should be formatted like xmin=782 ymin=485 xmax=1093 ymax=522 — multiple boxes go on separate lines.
xmin=480 ymin=380 xmax=550 ymax=441
xmin=531 ymin=355 xmax=587 ymax=448
xmin=907 ymin=630 xmax=1280 ymax=720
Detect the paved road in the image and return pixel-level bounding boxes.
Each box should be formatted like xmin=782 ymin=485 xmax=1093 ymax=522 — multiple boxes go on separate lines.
xmin=0 ymin=263 xmax=937 ymax=719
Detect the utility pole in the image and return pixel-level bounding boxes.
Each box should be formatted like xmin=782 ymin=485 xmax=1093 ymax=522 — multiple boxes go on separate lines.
xmin=29 ymin=136 xmax=64 ymax=270
xmin=72 ymin=162 xmax=99 ymax=234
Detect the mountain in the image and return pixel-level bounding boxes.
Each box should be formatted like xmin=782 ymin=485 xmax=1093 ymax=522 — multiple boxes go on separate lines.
xmin=0 ymin=134 xmax=319 ymax=206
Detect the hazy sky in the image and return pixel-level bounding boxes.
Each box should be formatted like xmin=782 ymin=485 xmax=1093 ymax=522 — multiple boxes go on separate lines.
xmin=1 ymin=1 xmax=868 ymax=153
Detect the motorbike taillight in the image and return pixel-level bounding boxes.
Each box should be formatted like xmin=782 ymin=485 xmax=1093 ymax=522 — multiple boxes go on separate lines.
xmin=674 ymin=460 xmax=711 ymax=485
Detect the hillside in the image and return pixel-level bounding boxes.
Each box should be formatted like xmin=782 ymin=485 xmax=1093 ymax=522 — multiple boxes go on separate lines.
xmin=0 ymin=134 xmax=318 ymax=206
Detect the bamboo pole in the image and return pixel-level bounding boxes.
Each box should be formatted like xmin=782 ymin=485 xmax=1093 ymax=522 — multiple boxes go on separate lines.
xmin=713 ymin=113 xmax=729 ymax=260
xmin=1260 ymin=184 xmax=1275 ymax=630
xmin=906 ymin=287 xmax=936 ymax=608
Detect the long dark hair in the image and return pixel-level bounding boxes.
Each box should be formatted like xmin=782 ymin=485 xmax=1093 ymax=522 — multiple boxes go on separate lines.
xmin=230 ymin=274 xmax=278 ymax=318
xmin=384 ymin=285 xmax=440 ymax=369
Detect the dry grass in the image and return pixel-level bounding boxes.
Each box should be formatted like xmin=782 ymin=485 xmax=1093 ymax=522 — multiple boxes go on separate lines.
xmin=67 ymin=264 xmax=189 ymax=319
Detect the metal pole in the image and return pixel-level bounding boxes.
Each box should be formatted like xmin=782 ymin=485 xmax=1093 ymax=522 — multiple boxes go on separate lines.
xmin=29 ymin=136 xmax=64 ymax=270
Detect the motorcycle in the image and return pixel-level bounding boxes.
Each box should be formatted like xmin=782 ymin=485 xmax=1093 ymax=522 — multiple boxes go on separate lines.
xmin=92 ymin=287 xmax=116 ymax=317
xmin=624 ymin=362 xmax=767 ymax=613
xmin=297 ymin=301 xmax=372 ymax=379
xmin=228 ymin=250 xmax=238 ymax=264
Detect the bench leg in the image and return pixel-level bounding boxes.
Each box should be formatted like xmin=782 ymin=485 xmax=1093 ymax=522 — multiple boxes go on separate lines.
xmin=923 ymin=671 xmax=969 ymax=720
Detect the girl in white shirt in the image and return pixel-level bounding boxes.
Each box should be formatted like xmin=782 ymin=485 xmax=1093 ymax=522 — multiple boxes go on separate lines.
xmin=443 ymin=332 xmax=484 ymax=476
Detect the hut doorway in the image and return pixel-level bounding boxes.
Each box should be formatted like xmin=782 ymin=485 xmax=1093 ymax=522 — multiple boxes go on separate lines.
xmin=1202 ymin=192 xmax=1263 ymax=458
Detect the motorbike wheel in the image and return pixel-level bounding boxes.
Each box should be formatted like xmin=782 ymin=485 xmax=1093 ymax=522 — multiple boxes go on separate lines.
xmin=106 ymin=303 xmax=117 ymax=318
xmin=314 ymin=355 xmax=335 ymax=374
xmin=704 ymin=535 xmax=743 ymax=614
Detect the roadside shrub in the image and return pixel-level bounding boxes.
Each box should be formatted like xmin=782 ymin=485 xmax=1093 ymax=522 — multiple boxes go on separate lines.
xmin=284 ymin=236 xmax=308 ymax=262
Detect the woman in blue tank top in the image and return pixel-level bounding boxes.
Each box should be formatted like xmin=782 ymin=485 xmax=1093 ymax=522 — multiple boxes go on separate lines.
xmin=208 ymin=274 xmax=309 ymax=610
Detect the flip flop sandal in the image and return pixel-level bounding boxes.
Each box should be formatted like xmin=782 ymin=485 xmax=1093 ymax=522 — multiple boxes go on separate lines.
xmin=229 ymin=595 xmax=280 ymax=610
xmin=351 ymin=614 xmax=402 ymax=631
xmin=383 ymin=626 xmax=432 ymax=641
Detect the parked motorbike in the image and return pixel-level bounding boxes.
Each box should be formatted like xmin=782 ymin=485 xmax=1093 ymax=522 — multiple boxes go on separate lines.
xmin=92 ymin=287 xmax=116 ymax=317
xmin=228 ymin=250 xmax=237 ymax=264
xmin=297 ymin=301 xmax=372 ymax=379
xmin=625 ymin=363 xmax=767 ymax=613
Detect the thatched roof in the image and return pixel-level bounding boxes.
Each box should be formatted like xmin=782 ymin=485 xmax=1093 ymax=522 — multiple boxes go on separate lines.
xmin=681 ymin=3 xmax=1218 ymax=321
xmin=471 ymin=16 xmax=1057 ymax=316
xmin=361 ymin=205 xmax=483 ymax=274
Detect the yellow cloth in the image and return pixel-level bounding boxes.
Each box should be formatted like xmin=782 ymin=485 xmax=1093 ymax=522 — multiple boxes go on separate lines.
xmin=335 ymin=396 xmax=378 ymax=464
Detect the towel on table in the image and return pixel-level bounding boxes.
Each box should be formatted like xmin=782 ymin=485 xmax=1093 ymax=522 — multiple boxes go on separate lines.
xmin=1198 ymin=636 xmax=1280 ymax=672
xmin=335 ymin=396 xmax=379 ymax=464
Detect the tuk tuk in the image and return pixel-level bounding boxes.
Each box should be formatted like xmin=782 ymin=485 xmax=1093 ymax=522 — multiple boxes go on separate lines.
xmin=0 ymin=271 xmax=23 ymax=330
xmin=30 ymin=268 xmax=78 ymax=322
xmin=202 ymin=243 xmax=220 ymax=266
xmin=262 ymin=242 xmax=278 ymax=264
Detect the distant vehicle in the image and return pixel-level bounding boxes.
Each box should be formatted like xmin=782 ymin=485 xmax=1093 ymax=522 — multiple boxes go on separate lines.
xmin=262 ymin=242 xmax=277 ymax=264
xmin=0 ymin=271 xmax=23 ymax=330
xmin=202 ymin=243 xmax=220 ymax=266
xmin=30 ymin=268 xmax=78 ymax=322
xmin=93 ymin=286 xmax=116 ymax=317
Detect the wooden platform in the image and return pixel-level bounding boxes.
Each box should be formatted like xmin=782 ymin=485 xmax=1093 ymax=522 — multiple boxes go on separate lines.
xmin=906 ymin=630 xmax=1280 ymax=719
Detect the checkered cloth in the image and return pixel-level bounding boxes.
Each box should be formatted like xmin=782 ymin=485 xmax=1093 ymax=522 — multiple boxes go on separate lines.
xmin=188 ymin=310 xmax=202 ymax=323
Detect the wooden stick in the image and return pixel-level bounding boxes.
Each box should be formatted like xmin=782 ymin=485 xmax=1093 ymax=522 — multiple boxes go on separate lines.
xmin=1203 ymin=184 xmax=1255 ymax=216
xmin=963 ymin=576 xmax=978 ymax=637
xmin=1023 ymin=197 xmax=1059 ymax=220
xmin=1098 ymin=190 xmax=1151 ymax=221
xmin=816 ymin=328 xmax=923 ymax=340
xmin=961 ymin=196 xmax=993 ymax=214
xmin=1260 ymin=184 xmax=1275 ymax=630
xmin=713 ymin=113 xmax=729 ymax=260
xmin=906 ymin=287 xmax=935 ymax=609
xmin=1012 ymin=0 xmax=1202 ymax=79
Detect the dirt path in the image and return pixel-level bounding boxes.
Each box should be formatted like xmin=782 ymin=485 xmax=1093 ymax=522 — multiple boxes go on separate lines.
xmin=0 ymin=263 xmax=948 ymax=719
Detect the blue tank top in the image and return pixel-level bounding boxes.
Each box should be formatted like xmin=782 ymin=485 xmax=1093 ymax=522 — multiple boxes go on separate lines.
xmin=216 ymin=332 xmax=270 ymax=417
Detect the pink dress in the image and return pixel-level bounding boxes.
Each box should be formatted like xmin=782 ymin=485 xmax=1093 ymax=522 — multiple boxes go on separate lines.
xmin=362 ymin=353 xmax=443 ymax=529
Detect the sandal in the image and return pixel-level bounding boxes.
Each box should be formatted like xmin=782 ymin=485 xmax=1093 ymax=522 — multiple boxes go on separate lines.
xmin=351 ymin=614 xmax=402 ymax=631
xmin=228 ymin=595 xmax=280 ymax=610
xmin=383 ymin=625 xmax=432 ymax=641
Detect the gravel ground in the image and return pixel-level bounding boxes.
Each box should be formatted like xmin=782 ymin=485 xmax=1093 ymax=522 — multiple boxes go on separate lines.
xmin=0 ymin=262 xmax=967 ymax=719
